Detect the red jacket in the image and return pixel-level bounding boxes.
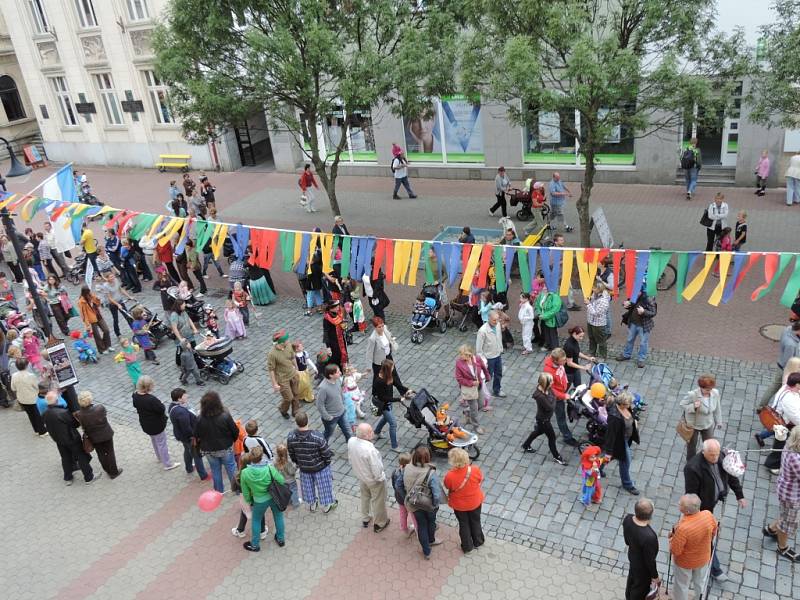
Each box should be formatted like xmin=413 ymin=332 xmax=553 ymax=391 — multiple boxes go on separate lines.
xmin=543 ymin=355 xmax=569 ymax=400
xmin=155 ymin=240 xmax=174 ymax=264
xmin=444 ymin=465 xmax=485 ymax=511
xmin=299 ymin=170 xmax=318 ymax=191
xmin=455 ymin=357 xmax=490 ymax=388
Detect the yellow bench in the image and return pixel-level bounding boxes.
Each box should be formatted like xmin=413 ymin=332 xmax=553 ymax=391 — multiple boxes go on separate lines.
xmin=155 ymin=154 xmax=191 ymax=172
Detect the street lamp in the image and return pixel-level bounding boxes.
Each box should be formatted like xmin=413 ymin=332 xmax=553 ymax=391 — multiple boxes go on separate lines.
xmin=0 ymin=136 xmax=32 ymax=191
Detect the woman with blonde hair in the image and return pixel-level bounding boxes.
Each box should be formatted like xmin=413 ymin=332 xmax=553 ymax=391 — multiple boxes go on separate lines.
xmin=443 ymin=448 xmax=485 ymax=554
xmin=521 ymin=373 xmax=566 ymax=464
xmin=455 ymin=344 xmax=490 ymax=435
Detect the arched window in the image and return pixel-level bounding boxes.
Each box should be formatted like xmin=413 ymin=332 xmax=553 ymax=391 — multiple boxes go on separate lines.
xmin=0 ymin=76 xmax=26 ymax=122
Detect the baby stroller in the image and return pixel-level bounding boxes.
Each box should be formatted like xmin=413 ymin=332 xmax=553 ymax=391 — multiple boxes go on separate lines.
xmin=404 ymin=389 xmax=480 ymax=460
xmin=194 ymin=336 xmax=244 ymax=385
xmin=119 ymin=303 xmax=173 ymax=348
xmin=409 ymin=283 xmax=449 ymax=344
xmin=507 ymin=181 xmax=550 ymax=222
xmin=590 ymin=362 xmax=646 ymax=419
xmin=166 ymin=286 xmax=205 ymax=326
xmin=448 ymin=291 xmax=482 ymax=333
xmin=66 ymin=254 xmax=89 ymax=286
xmin=567 ymin=384 xmax=608 ymax=450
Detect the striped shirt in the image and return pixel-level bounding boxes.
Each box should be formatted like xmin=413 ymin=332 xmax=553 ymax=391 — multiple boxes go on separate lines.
xmin=669 ymin=510 xmax=717 ymax=569
xmin=286 ymin=428 xmax=332 ymax=474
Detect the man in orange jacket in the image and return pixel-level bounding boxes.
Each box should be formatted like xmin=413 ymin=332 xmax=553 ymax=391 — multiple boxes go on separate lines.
xmin=669 ymin=493 xmax=718 ymax=600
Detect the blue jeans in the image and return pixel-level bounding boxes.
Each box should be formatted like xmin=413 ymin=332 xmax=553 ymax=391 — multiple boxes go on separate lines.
xmin=554 ymin=399 xmax=576 ymax=442
xmin=206 ymin=449 xmax=237 ymax=493
xmin=486 ymin=356 xmax=503 ymax=395
xmin=323 ymin=413 xmax=352 ymax=442
xmin=306 ymin=290 xmax=324 ymax=308
xmin=374 ymin=404 xmax=398 ymax=449
xmin=181 ymin=440 xmax=208 ymax=480
xmin=251 ymin=498 xmax=285 ymax=549
xmin=622 ymin=324 xmax=650 ymax=361
xmin=393 ymin=176 xmax=415 ymax=197
xmin=604 ymin=307 xmax=612 ymax=336
xmin=787 ymin=176 xmax=800 ymax=206
xmin=288 ymin=480 xmax=300 ymax=507
xmin=617 ymin=441 xmax=635 ymax=489
xmin=202 ymin=253 xmax=224 ymax=276
xmin=413 ymin=508 xmax=437 ymax=557
xmin=685 ymin=167 xmax=699 ymax=194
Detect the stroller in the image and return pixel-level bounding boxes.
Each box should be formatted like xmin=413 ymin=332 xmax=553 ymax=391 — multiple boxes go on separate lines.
xmin=448 ymin=290 xmax=482 ymax=332
xmin=193 ymin=336 xmax=244 ymax=385
xmin=404 ymin=389 xmax=480 ymax=460
xmin=567 ymin=384 xmax=608 ymax=450
xmin=166 ymin=286 xmax=205 ymax=326
xmin=590 ymin=362 xmax=646 ymax=419
xmin=66 ymin=254 xmax=90 ymax=286
xmin=409 ymin=283 xmax=449 ymax=344
xmin=507 ymin=181 xmax=550 ymax=222
xmin=119 ymin=303 xmax=173 ymax=348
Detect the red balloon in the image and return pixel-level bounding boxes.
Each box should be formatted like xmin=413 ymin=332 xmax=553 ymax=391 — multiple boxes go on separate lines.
xmin=197 ymin=490 xmax=223 ymax=512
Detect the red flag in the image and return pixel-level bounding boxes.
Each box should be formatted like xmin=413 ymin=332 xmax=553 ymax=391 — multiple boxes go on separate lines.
xmin=477 ymin=244 xmax=493 ymax=289
xmin=611 ymin=250 xmax=623 ymax=299
xmin=624 ymin=249 xmax=637 ymax=301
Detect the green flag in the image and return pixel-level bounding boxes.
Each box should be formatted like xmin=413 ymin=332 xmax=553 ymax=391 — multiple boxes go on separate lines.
xmin=422 ymin=242 xmax=434 ymax=284
xmin=780 ymin=256 xmax=800 ymax=308
xmin=518 ymin=249 xmax=531 ymax=292
xmin=646 ymin=251 xmax=673 ymax=298
xmin=340 ymin=236 xmax=351 ymax=279
xmin=493 ymin=246 xmax=507 ymax=292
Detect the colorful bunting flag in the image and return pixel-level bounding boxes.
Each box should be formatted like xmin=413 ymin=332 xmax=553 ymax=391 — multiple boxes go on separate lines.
xmin=752 ymin=253 xmax=792 ymax=301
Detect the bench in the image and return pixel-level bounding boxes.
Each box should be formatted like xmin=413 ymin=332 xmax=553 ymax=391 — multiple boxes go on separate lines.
xmin=155 ymin=154 xmax=191 ymax=172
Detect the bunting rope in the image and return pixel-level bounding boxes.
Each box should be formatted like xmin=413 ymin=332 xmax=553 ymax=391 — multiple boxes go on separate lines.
xmin=4 ymin=190 xmax=799 ymax=309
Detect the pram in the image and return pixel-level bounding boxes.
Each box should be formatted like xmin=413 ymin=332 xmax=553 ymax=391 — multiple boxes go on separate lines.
xmin=119 ymin=303 xmax=173 ymax=348
xmin=508 ymin=181 xmax=551 ymax=222
xmin=567 ymin=384 xmax=608 ymax=450
xmin=166 ymin=286 xmax=205 ymax=326
xmin=404 ymin=389 xmax=480 ymax=460
xmin=193 ymin=336 xmax=244 ymax=385
xmin=590 ymin=362 xmax=646 ymax=419
xmin=409 ymin=283 xmax=449 ymax=344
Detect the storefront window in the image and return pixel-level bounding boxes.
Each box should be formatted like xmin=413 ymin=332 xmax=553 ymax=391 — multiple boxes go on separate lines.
xmin=348 ymin=109 xmax=376 ymax=162
xmin=404 ymin=95 xmax=484 ymax=164
xmin=524 ymin=108 xmax=577 ymax=164
xmin=301 ymin=107 xmax=377 ymax=163
xmin=578 ymin=108 xmax=635 ymax=165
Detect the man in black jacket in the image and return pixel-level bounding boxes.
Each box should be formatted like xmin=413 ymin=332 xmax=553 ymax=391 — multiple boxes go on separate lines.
xmin=43 ymin=393 xmax=100 ymax=485
xmin=684 ymin=438 xmax=747 ymax=583
xmin=168 ymin=388 xmax=209 ymax=481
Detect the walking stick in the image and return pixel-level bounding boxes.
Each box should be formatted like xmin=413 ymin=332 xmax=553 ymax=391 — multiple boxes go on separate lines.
xmin=665 ymin=551 xmax=671 ymax=596
xmin=698 ymin=528 xmax=720 ymax=600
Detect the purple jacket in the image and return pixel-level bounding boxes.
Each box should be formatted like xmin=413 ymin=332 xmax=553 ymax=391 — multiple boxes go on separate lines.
xmin=756 ymin=156 xmax=770 ymax=178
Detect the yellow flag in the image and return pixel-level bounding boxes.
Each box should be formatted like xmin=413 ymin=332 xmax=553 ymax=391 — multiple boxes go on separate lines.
xmin=407 ymin=242 xmax=423 ymax=287
xmin=210 ymin=223 xmax=229 ymax=259
xmin=293 ymin=231 xmax=302 ymax=266
xmin=320 ymin=233 xmax=334 ymax=273
xmin=393 ymin=241 xmax=413 ymax=285
xmin=560 ymin=249 xmax=574 ymax=296
xmin=682 ymin=253 xmax=716 ymax=302
xmin=0 ymin=194 xmax=16 ymax=210
xmin=157 ymin=218 xmax=184 ymax=246
xmin=708 ymin=253 xmax=732 ymax=306
xmin=147 ymin=215 xmax=165 ymax=239
xmin=461 ymin=244 xmax=483 ymax=291
xmin=575 ymin=250 xmax=601 ymax=298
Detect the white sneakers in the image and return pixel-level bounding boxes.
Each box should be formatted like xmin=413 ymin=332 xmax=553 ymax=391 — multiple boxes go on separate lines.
xmin=232 ymin=527 xmax=268 ymax=539
xmin=164 ymin=463 xmax=180 ymax=471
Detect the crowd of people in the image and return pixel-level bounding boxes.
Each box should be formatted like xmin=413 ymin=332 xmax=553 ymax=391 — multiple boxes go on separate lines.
xmin=1 ymin=166 xmax=798 ymax=598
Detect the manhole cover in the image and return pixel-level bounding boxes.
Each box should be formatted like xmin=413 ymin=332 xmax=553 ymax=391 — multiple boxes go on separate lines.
xmin=760 ymin=323 xmax=785 ymax=341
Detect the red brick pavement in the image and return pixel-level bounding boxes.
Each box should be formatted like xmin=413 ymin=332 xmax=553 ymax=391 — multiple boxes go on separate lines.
xmin=8 ymin=165 xmax=790 ymax=362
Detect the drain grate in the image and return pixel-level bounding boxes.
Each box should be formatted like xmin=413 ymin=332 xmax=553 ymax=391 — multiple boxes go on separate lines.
xmin=760 ymin=323 xmax=785 ymax=342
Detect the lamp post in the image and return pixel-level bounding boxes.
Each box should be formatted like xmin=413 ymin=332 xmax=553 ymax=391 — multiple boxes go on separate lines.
xmin=0 ymin=139 xmax=80 ymax=411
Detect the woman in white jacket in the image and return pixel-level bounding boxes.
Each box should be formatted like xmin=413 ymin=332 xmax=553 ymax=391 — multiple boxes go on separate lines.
xmin=365 ymin=317 xmax=412 ymax=398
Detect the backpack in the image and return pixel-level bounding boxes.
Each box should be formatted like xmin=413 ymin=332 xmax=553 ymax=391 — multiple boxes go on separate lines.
xmin=554 ymin=305 xmax=569 ymax=328
xmin=680 ymin=148 xmax=696 ymax=170
xmin=267 ymin=465 xmax=292 ymax=512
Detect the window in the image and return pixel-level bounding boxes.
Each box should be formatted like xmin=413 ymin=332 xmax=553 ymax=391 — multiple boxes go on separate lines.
xmin=73 ymin=0 xmax=98 ymax=28
xmin=94 ymin=73 xmax=123 ymax=126
xmin=143 ymin=70 xmax=173 ymax=124
xmin=403 ymin=96 xmax=484 ymax=164
xmin=28 ymin=0 xmax=48 ymax=33
xmin=50 ymin=76 xmax=78 ymax=126
xmin=126 ymin=0 xmax=149 ymax=21
xmin=0 ymin=76 xmax=26 ymax=122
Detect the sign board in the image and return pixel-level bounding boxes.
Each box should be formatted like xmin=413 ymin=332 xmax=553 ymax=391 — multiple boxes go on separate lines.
xmin=538 ymin=112 xmax=561 ymax=144
xmin=121 ymin=100 xmax=144 ymax=113
xmin=74 ymin=102 xmax=97 ymax=114
xmin=23 ymin=145 xmax=46 ymax=168
xmin=591 ymin=207 xmax=614 ymax=248
xmin=47 ymin=343 xmax=79 ymax=389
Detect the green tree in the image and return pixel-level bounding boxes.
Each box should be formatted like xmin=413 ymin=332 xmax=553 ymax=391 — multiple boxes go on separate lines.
xmin=461 ymin=0 xmax=747 ymax=247
xmin=747 ymin=0 xmax=800 ymax=128
xmin=154 ymin=0 xmax=458 ymax=215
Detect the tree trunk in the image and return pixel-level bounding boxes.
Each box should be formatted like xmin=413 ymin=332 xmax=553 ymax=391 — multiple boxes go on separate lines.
xmin=305 ymin=120 xmax=342 ymax=216
xmin=577 ymin=149 xmax=597 ymax=248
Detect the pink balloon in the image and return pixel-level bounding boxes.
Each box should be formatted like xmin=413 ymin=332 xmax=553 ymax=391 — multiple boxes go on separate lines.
xmin=197 ymin=490 xmax=223 ymax=512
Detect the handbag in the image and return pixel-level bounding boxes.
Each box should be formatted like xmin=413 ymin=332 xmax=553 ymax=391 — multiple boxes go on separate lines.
xmin=700 ymin=208 xmax=713 ymax=227
xmin=757 ymin=406 xmax=786 ymax=431
xmin=460 ymin=384 xmax=479 ymax=401
xmin=554 ymin=305 xmax=569 ymax=328
xmin=268 ymin=465 xmax=292 ymax=512
xmin=406 ymin=467 xmax=435 ymax=512
xmin=675 ymin=416 xmax=694 ymax=442
xmin=82 ymin=433 xmax=94 ymax=454
xmin=59 ymin=292 xmax=73 ymax=312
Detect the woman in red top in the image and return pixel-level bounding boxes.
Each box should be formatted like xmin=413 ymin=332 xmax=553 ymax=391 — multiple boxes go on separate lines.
xmin=443 ymin=447 xmax=485 ymax=554
xmin=155 ymin=238 xmax=180 ymax=283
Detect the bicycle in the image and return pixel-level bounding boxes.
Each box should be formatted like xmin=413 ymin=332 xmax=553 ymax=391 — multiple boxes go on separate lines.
xmin=614 ymin=245 xmax=677 ymax=292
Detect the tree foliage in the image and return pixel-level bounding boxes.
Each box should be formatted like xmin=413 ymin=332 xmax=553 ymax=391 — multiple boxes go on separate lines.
xmin=747 ymin=0 xmax=800 ymax=129
xmin=460 ymin=0 xmax=748 ymax=246
xmin=154 ymin=0 xmax=459 ymax=215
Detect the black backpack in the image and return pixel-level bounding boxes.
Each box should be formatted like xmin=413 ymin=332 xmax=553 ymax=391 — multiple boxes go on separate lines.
xmin=680 ymin=148 xmax=696 ymax=170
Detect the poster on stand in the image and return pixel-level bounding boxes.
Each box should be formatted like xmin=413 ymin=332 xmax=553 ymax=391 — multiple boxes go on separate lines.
xmin=47 ymin=343 xmax=79 ymax=389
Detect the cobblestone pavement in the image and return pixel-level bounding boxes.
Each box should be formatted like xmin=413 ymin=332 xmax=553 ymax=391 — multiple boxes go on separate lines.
xmin=1 ymin=283 xmax=795 ymax=599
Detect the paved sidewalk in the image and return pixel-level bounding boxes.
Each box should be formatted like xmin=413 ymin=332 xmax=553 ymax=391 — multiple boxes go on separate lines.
xmin=0 ymin=283 xmax=793 ymax=599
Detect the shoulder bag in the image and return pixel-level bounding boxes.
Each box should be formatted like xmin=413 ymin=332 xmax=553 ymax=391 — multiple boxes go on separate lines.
xmin=445 ymin=466 xmax=472 ymax=498
xmin=700 ymin=208 xmax=713 ymax=227
xmin=406 ymin=467 xmax=435 ymax=512
xmin=73 ymin=412 xmax=95 ymax=453
xmin=675 ymin=416 xmax=694 ymax=442
xmin=268 ymin=465 xmax=292 ymax=511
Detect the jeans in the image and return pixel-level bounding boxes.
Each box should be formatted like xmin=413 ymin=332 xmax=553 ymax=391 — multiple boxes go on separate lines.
xmin=413 ymin=509 xmax=437 ymax=557
xmin=251 ymin=498 xmax=285 ymax=549
xmin=550 ymin=200 xmax=567 ymax=230
xmin=486 ymin=356 xmax=503 ymax=395
xmin=181 ymin=440 xmax=208 ymax=479
xmin=206 ymin=449 xmax=237 ymax=493
xmin=710 ymin=540 xmax=722 ymax=577
xmin=622 ymin=324 xmax=650 ymax=361
xmin=787 ymin=176 xmax=800 ymax=205
xmin=685 ymin=167 xmax=699 ymax=194
xmin=554 ymin=400 xmax=575 ymax=442
xmin=323 ymin=413 xmax=352 ymax=442
xmin=202 ymin=253 xmax=225 ymax=276
xmin=306 ymin=290 xmax=324 ymax=308
xmin=616 ymin=440 xmax=634 ymax=489
xmin=150 ymin=431 xmax=173 ymax=467
xmin=393 ymin=176 xmax=415 ymax=198
xmin=373 ymin=404 xmax=398 ymax=448
xmin=86 ymin=251 xmax=99 ymax=274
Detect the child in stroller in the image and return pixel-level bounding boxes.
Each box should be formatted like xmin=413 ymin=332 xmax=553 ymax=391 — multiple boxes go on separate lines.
xmin=411 ymin=293 xmax=436 ymax=326
xmin=404 ymin=389 xmax=480 ymax=460
xmin=193 ymin=333 xmax=244 ymax=385
xmin=409 ymin=283 xmax=448 ymax=344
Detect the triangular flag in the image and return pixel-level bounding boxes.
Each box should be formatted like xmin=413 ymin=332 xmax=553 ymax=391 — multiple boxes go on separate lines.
xmin=518 ymin=248 xmax=531 ymax=293
xmin=682 ymin=254 xmax=716 ymax=302
xmin=461 ymin=244 xmax=483 ymax=291
xmin=539 ymin=247 xmax=561 ymax=292
xmin=752 ymin=253 xmax=792 ymax=301
xmin=708 ymin=253 xmax=732 ymax=306
xmin=645 ymin=251 xmax=672 ymax=298
xmin=493 ymin=246 xmax=507 ymax=292
xmin=780 ymin=256 xmax=800 ymax=308
xmin=407 ymin=242 xmax=422 ymax=287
